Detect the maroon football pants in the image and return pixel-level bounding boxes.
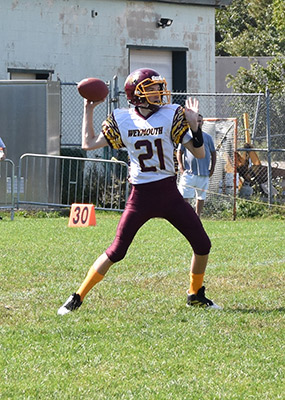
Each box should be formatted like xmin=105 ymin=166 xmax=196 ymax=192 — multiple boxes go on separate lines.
xmin=106 ymin=176 xmax=211 ymax=262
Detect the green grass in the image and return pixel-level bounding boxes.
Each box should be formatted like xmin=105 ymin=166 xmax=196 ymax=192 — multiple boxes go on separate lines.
xmin=0 ymin=212 xmax=284 ymax=399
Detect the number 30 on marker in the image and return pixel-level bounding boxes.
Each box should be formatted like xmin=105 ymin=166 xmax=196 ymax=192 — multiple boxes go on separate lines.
xmin=68 ymin=204 xmax=96 ymax=227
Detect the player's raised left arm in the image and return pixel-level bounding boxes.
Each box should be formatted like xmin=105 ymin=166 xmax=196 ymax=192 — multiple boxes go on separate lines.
xmin=184 ymin=97 xmax=205 ymax=159
xmin=183 ymin=139 xmax=205 ymax=159
xmin=82 ymin=99 xmax=108 ymax=150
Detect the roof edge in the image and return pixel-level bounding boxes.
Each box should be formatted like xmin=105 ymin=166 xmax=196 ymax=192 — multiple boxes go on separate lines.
xmin=132 ymin=0 xmax=232 ymax=7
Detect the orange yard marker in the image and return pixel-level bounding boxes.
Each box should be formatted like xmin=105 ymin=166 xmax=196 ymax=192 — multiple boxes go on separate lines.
xmin=68 ymin=204 xmax=96 ymax=227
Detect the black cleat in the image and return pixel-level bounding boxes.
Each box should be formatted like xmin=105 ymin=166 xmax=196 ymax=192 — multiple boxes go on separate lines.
xmin=57 ymin=293 xmax=82 ymax=315
xmin=186 ymin=286 xmax=221 ymax=309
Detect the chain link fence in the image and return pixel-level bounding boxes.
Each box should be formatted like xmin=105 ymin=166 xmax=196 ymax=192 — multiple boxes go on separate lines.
xmin=172 ymin=91 xmax=285 ymax=216
xmin=60 ymin=82 xmax=285 ymax=217
xmin=61 ymin=82 xmax=112 ymax=160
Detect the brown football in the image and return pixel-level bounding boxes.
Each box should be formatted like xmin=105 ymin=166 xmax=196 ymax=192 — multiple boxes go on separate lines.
xmin=77 ymin=78 xmax=109 ymax=101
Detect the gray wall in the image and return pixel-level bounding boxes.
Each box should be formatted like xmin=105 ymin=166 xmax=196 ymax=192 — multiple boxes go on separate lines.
xmin=1 ymin=0 xmax=217 ymax=92
xmin=215 ymin=56 xmax=274 ymax=93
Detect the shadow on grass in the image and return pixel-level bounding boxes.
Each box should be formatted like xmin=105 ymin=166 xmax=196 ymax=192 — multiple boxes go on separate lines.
xmin=225 ymin=307 xmax=285 ymax=314
xmin=177 ymin=306 xmax=284 ymax=321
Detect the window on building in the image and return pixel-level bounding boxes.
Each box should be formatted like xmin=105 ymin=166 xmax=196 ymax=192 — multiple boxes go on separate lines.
xmin=7 ymin=68 xmax=54 ymax=80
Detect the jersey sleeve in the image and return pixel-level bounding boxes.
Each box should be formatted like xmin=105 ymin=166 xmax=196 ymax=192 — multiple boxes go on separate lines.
xmin=171 ymin=106 xmax=190 ymax=145
xmin=102 ymin=113 xmax=124 ymax=149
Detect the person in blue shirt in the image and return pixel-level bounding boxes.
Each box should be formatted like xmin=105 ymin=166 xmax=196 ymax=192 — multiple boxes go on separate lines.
xmin=0 ymin=137 xmax=7 ymax=161
xmin=177 ymin=114 xmax=216 ymax=217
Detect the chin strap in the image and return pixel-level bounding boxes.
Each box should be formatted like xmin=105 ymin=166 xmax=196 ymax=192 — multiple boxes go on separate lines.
xmin=137 ymin=102 xmax=160 ymax=112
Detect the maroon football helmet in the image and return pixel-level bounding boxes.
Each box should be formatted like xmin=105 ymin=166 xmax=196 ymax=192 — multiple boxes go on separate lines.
xmin=124 ymin=68 xmax=171 ymax=109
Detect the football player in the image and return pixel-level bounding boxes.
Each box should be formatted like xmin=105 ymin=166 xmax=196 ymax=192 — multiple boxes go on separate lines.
xmin=58 ymin=68 xmax=221 ymax=315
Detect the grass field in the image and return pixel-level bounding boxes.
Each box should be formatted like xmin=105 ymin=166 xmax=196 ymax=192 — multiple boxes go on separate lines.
xmin=1 ymin=212 xmax=284 ymax=399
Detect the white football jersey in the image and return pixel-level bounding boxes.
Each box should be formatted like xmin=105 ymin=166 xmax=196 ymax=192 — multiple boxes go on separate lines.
xmin=102 ymin=104 xmax=190 ymax=184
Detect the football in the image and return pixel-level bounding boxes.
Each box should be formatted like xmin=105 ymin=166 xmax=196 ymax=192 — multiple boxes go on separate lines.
xmin=77 ymin=78 xmax=109 ymax=102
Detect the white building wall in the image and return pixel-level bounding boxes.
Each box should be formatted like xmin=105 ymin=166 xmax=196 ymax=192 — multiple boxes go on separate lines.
xmin=0 ymin=0 xmax=216 ymax=92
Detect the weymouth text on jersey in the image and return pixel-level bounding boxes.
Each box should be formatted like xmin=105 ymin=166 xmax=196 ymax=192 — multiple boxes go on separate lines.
xmin=128 ymin=127 xmax=163 ymax=137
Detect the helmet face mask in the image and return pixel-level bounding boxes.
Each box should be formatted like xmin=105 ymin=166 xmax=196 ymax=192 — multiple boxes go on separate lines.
xmin=124 ymin=68 xmax=171 ymax=109
xmin=135 ymin=76 xmax=171 ymax=106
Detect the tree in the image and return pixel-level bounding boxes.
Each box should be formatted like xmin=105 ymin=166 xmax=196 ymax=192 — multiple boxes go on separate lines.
xmin=216 ymin=0 xmax=284 ymax=57
xmin=215 ymin=0 xmax=285 ymax=93
xmin=226 ymin=56 xmax=285 ymax=93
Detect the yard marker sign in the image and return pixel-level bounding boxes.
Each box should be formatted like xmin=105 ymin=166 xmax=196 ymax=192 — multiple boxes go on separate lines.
xmin=68 ymin=204 xmax=96 ymax=227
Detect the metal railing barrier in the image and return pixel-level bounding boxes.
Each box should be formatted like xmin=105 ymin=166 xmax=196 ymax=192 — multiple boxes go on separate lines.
xmin=17 ymin=153 xmax=129 ymax=212
xmin=0 ymin=159 xmax=15 ymax=220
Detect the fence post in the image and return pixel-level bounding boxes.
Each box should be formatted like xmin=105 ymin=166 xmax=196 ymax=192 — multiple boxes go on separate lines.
xmin=265 ymin=88 xmax=273 ymax=205
xmin=112 ymin=75 xmax=119 ymax=110
xmin=106 ymin=80 xmax=112 ymax=116
xmin=252 ymin=92 xmax=262 ymax=143
xmin=233 ymin=118 xmax=238 ymax=221
xmin=11 ymin=166 xmax=15 ymax=220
